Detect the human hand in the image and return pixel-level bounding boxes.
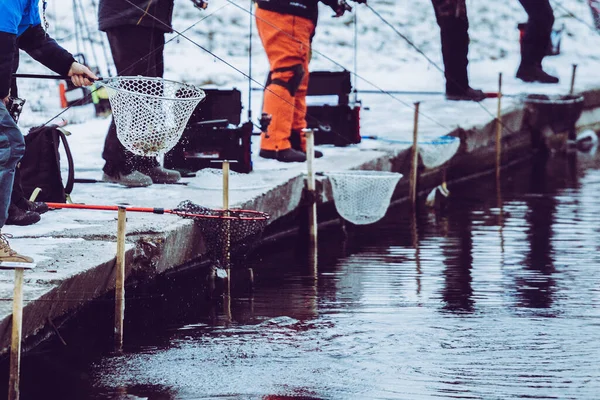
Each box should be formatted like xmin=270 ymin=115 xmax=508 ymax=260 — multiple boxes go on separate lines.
xmin=333 ymin=0 xmax=352 ymax=17
xmin=191 ymin=0 xmax=208 ymax=10
xmin=68 ymin=62 xmax=98 ymax=87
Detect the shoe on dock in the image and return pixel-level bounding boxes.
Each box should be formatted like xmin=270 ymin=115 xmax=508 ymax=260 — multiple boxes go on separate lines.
xmin=0 ymin=233 xmax=35 ymax=269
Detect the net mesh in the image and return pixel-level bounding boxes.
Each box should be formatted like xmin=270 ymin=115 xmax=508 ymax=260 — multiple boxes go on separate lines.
xmin=327 ymin=171 xmax=402 ymax=225
xmin=101 ymin=76 xmax=205 ymax=157
xmin=418 ymin=136 xmax=460 ymax=169
xmin=175 ymin=200 xmax=269 ymax=263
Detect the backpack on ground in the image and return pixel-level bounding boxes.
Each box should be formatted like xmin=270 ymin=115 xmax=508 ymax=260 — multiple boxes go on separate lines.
xmin=20 ymin=125 xmax=75 ymax=203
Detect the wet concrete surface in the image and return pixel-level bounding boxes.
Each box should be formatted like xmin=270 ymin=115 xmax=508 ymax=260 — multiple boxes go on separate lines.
xmin=3 ymin=149 xmax=600 ymax=399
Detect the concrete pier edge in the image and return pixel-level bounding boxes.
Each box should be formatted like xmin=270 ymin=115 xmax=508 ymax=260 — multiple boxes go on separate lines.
xmin=2 ymin=88 xmax=600 ymax=358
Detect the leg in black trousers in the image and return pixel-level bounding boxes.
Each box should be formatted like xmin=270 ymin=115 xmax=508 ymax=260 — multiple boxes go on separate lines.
xmin=102 ymin=25 xmax=164 ymax=178
xmin=431 ymin=0 xmax=484 ymax=101
xmin=516 ymin=0 xmax=558 ymax=83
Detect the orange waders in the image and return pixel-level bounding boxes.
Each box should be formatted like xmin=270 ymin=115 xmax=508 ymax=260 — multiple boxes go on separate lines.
xmin=256 ymin=7 xmax=315 ymax=152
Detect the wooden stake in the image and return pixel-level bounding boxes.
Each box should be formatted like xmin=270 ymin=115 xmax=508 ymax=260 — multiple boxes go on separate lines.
xmin=222 ymin=161 xmax=231 ymax=296
xmin=304 ymin=128 xmax=318 ymax=273
xmin=114 ymin=206 xmax=126 ymax=353
xmin=8 ymin=268 xmax=24 ymax=400
xmin=495 ymin=73 xmax=503 ymax=182
xmin=570 ymin=64 xmax=578 ymax=95
xmin=409 ymin=102 xmax=420 ymax=207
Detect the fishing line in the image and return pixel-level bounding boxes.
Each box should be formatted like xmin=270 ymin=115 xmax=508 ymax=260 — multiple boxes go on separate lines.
xmin=552 ymin=0 xmax=600 ymax=36
xmin=364 ymin=2 xmax=520 ymax=137
xmin=36 ymin=3 xmax=232 ymax=127
xmin=223 ymin=0 xmax=451 ymax=131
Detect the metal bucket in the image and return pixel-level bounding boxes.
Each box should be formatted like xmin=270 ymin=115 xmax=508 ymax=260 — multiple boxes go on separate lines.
xmin=523 ymin=94 xmax=584 ymax=135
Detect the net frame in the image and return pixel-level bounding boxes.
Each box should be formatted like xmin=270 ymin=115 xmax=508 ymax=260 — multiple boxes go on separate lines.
xmin=99 ymin=76 xmax=205 ymax=157
xmin=175 ymin=200 xmax=270 ymax=264
xmin=326 ymin=170 xmax=402 ymax=225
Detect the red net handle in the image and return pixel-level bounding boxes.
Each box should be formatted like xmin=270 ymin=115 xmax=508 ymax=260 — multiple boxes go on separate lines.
xmin=45 ymin=203 xmax=269 ymax=221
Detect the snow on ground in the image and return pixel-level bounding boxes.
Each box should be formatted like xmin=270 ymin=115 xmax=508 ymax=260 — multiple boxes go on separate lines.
xmin=7 ymin=0 xmax=600 ymax=251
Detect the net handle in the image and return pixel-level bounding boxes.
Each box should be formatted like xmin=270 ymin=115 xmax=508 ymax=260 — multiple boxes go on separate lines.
xmin=45 ymin=203 xmax=269 ymax=221
xmin=98 ymin=76 xmax=206 ymax=102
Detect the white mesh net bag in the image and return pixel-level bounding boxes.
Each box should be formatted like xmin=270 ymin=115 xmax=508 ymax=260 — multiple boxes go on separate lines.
xmin=418 ymin=136 xmax=460 ymax=169
xmin=100 ymin=76 xmax=205 ymax=157
xmin=327 ymin=170 xmax=402 ymax=225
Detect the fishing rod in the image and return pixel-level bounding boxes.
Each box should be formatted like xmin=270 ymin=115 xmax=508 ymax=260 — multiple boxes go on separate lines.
xmin=24 ymin=3 xmax=230 ymax=128
xmin=222 ymin=0 xmax=450 ymax=131
xmin=363 ymin=2 xmax=520 ymax=136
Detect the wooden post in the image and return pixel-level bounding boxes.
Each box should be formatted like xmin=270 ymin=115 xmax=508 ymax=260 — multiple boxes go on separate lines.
xmin=495 ymin=73 xmax=503 ymax=182
xmin=114 ymin=206 xmax=126 ymax=353
xmin=8 ymin=268 xmax=25 ymax=400
xmin=222 ymin=161 xmax=231 ymax=293
xmin=409 ymin=102 xmax=420 ymax=207
xmin=304 ymin=128 xmax=318 ymax=273
xmin=570 ymin=64 xmax=578 ymax=95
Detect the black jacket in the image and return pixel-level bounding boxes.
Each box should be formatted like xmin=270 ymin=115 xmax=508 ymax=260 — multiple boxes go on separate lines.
xmin=255 ymin=0 xmax=340 ymax=24
xmin=0 ymin=26 xmax=75 ymax=99
xmin=98 ymin=0 xmax=175 ymax=33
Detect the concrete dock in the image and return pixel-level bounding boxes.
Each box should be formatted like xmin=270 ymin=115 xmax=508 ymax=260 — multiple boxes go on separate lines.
xmin=1 ymin=87 xmax=600 ymax=357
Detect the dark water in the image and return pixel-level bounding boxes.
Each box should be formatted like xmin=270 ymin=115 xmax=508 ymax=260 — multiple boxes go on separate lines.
xmin=9 ymin=151 xmax=600 ymax=399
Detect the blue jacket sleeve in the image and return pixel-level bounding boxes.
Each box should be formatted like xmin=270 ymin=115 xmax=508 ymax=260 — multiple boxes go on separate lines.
xmin=17 ymin=25 xmax=75 ymax=77
xmin=0 ymin=32 xmax=17 ymax=99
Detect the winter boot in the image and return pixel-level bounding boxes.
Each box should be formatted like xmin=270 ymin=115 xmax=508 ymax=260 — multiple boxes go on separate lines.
xmin=6 ymin=204 xmax=41 ymax=226
xmin=446 ymin=87 xmax=487 ymax=102
xmin=16 ymin=197 xmax=49 ymax=214
xmin=102 ymin=171 xmax=153 ymax=187
xmin=142 ymin=166 xmax=182 ymax=184
xmin=259 ymin=148 xmax=307 ymax=163
xmin=0 ymin=233 xmax=34 ymax=267
xmin=516 ymin=65 xmax=559 ymax=84
xmin=290 ymin=129 xmax=323 ymax=158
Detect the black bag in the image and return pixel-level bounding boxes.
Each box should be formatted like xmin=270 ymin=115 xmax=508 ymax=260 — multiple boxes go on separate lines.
xmin=20 ymin=125 xmax=75 ymax=203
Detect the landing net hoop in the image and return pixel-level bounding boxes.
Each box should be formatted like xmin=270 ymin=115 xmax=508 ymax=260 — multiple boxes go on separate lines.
xmin=100 ymin=76 xmax=205 ymax=157
xmin=326 ymin=170 xmax=402 ymax=225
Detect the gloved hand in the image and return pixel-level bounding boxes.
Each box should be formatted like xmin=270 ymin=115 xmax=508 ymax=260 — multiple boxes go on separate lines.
xmin=332 ymin=0 xmax=352 ymax=17
xmin=190 ymin=0 xmax=208 ymax=10
xmin=351 ymin=0 xmax=367 ymax=3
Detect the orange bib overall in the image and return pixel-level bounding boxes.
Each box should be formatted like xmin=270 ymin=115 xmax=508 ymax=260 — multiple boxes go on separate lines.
xmin=256 ymin=7 xmax=315 ymax=152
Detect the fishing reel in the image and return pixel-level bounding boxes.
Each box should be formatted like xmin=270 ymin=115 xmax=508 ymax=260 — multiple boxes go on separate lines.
xmin=6 ymin=97 xmax=26 ymax=123
xmin=333 ymin=0 xmax=367 ymax=17
xmin=190 ymin=0 xmax=208 ymax=10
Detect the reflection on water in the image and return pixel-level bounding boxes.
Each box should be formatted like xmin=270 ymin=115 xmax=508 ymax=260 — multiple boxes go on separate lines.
xmin=10 ymin=152 xmax=600 ymax=399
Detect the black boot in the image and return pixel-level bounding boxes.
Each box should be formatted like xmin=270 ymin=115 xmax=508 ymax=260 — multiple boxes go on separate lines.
xmin=259 ymin=148 xmax=307 ymax=163
xmin=516 ymin=65 xmax=559 ymax=84
xmin=16 ymin=197 xmax=49 ymax=214
xmin=290 ymin=129 xmax=324 ymax=158
xmin=6 ymin=204 xmax=41 ymax=226
xmin=446 ymin=87 xmax=487 ymax=102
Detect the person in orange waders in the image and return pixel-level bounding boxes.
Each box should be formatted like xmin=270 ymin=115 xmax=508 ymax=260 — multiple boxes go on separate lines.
xmin=255 ymin=0 xmax=364 ymax=163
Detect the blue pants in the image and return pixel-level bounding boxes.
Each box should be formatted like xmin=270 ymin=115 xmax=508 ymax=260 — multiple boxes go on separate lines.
xmin=0 ymin=103 xmax=26 ymax=228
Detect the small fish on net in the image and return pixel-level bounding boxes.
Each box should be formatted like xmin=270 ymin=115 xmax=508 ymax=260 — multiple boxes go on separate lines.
xmin=175 ymin=200 xmax=270 ymax=263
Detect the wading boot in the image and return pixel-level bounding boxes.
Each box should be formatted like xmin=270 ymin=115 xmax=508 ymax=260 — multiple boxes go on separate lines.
xmin=102 ymin=171 xmax=153 ymax=187
xmin=290 ymin=129 xmax=324 ymax=158
xmin=16 ymin=197 xmax=49 ymax=214
xmin=446 ymin=87 xmax=487 ymax=102
xmin=6 ymin=204 xmax=40 ymax=226
xmin=516 ymin=65 xmax=559 ymax=84
xmin=0 ymin=233 xmax=34 ymax=268
xmin=141 ymin=166 xmax=182 ymax=184
xmin=259 ymin=148 xmax=307 ymax=163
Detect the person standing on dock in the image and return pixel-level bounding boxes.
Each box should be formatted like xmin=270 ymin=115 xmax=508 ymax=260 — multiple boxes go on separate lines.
xmin=255 ymin=0 xmax=363 ymax=163
xmin=431 ymin=0 xmax=486 ymax=102
xmin=515 ymin=0 xmax=559 ymax=84
xmin=97 ymin=0 xmax=188 ymax=187
xmin=0 ymin=0 xmax=96 ymax=266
